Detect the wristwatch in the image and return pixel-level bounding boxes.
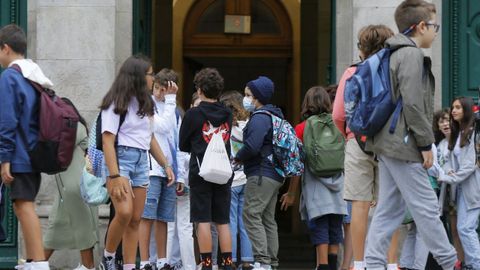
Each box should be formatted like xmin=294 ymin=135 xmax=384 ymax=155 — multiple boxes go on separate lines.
xmin=108 ymin=174 xmax=121 ymax=179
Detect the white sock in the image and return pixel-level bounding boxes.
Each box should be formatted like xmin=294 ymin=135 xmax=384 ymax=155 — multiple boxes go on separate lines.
xmin=104 ymin=250 xmax=116 ymax=258
xmin=157 ymin=258 xmax=168 ymax=267
xmin=30 ymin=261 xmax=50 ymax=270
xmin=387 ymin=263 xmax=398 ymax=270
xmin=140 ymin=261 xmax=150 ymax=269
xmin=123 ymin=264 xmax=135 ymax=270
xmin=354 ymin=261 xmax=365 ymax=270
xmin=79 ymin=265 xmax=95 ymax=270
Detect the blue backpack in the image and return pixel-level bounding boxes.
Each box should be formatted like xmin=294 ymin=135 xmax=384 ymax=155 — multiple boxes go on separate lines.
xmin=344 ymin=48 xmax=403 ymax=137
xmin=253 ymin=110 xmax=305 ymax=178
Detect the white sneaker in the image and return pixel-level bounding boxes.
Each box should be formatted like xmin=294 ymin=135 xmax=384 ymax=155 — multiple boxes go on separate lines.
xmin=73 ymin=264 xmax=95 ymax=270
xmin=253 ymin=262 xmax=271 ymax=270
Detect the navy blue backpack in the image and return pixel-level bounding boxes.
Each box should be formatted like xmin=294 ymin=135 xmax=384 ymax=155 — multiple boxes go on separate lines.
xmin=344 ymin=48 xmax=403 ymax=137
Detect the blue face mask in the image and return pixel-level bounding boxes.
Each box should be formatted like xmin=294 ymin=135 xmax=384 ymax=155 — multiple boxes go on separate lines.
xmin=243 ymin=96 xmax=255 ymax=112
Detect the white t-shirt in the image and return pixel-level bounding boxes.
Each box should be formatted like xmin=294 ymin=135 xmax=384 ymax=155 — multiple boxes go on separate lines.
xmin=101 ymin=98 xmax=153 ymax=150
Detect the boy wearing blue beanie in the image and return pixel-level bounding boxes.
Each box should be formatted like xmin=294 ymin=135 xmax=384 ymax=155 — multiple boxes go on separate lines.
xmin=236 ymin=76 xmax=283 ymax=270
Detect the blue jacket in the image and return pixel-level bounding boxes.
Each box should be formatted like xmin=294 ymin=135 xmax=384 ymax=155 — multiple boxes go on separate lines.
xmin=236 ymin=104 xmax=284 ymax=182
xmin=0 ymin=68 xmax=39 ymax=173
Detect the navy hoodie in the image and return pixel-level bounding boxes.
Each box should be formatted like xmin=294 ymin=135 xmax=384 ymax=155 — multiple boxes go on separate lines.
xmin=0 ymin=68 xmax=39 ymax=173
xmin=235 ymin=104 xmax=284 ymax=182
xmin=179 ymin=101 xmax=233 ymax=183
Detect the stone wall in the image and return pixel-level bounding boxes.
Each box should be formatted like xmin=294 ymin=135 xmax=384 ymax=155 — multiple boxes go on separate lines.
xmin=336 ymin=0 xmax=443 ymax=109
xmin=23 ymin=1 xmax=132 ymax=268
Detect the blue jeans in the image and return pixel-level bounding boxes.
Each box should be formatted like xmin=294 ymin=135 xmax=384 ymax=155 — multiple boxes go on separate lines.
xmin=142 ymin=176 xmax=176 ymax=222
xmin=457 ymin=186 xmax=480 ymax=269
xmin=230 ymin=185 xmax=254 ymax=263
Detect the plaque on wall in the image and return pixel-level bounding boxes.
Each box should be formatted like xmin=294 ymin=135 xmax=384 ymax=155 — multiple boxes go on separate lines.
xmin=224 ymin=15 xmax=251 ymax=34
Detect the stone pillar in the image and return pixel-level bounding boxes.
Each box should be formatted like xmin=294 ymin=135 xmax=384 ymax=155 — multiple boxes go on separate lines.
xmin=24 ymin=0 xmax=132 ymax=268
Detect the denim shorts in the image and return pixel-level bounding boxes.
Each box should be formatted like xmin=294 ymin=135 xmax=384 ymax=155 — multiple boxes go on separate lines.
xmin=142 ymin=176 xmax=176 ymax=222
xmin=103 ymin=146 xmax=150 ymax=188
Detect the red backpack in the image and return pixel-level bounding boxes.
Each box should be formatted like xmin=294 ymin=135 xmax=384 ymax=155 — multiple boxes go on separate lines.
xmin=11 ymin=65 xmax=79 ymax=174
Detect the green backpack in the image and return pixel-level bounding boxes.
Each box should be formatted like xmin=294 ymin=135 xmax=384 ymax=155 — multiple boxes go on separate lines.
xmin=303 ymin=113 xmax=345 ymax=177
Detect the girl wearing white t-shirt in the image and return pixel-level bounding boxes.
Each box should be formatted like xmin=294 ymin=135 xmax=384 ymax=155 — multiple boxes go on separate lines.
xmin=99 ymin=55 xmax=175 ymax=270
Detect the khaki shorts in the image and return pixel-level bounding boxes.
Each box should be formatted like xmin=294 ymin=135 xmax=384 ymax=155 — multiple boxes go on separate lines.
xmin=344 ymin=138 xmax=379 ymax=202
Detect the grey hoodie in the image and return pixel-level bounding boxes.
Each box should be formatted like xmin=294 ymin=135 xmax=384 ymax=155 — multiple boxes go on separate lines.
xmin=441 ymin=133 xmax=480 ymax=210
xmin=300 ymin=167 xmax=346 ymax=221
xmin=367 ymin=34 xmax=435 ymax=163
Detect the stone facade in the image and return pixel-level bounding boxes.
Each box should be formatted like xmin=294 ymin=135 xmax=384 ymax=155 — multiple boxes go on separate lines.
xmin=336 ymin=0 xmax=443 ymax=109
xmin=19 ymin=0 xmax=443 ymax=268
xmin=24 ymin=0 xmax=132 ymax=268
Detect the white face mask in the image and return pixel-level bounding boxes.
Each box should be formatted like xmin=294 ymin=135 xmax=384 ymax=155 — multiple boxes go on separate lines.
xmin=243 ymin=96 xmax=255 ymax=112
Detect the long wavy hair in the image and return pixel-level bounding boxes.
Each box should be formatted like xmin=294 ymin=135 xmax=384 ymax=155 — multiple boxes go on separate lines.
xmin=219 ymin=90 xmax=250 ymax=126
xmin=448 ymin=97 xmax=475 ymax=151
xmin=100 ymin=55 xmax=154 ymax=117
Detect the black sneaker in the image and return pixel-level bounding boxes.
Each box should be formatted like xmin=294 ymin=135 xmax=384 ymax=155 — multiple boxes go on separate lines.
xmin=100 ymin=256 xmax=116 ymax=270
xmin=142 ymin=264 xmax=154 ymax=270
xmin=159 ymin=263 xmax=173 ymax=270
xmin=240 ymin=263 xmax=253 ymax=270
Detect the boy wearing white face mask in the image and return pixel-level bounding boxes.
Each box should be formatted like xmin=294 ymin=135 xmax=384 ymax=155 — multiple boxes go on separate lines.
xmin=235 ymin=76 xmax=284 ymax=270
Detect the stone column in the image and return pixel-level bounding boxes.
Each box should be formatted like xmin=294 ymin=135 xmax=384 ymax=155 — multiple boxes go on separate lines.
xmin=24 ymin=0 xmax=132 ymax=268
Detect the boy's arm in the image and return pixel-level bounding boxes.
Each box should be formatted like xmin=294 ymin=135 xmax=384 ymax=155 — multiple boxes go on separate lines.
xmin=396 ymin=48 xmax=435 ymax=148
xmin=179 ymin=110 xmax=194 ymax=153
xmin=0 ymin=72 xmax=20 ymax=165
xmin=235 ymin=114 xmax=270 ymax=161
xmin=176 ymin=118 xmax=188 ymax=184
xmin=153 ymin=94 xmax=177 ymax=135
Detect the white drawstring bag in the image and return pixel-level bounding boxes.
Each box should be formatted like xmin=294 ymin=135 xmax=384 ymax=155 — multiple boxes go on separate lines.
xmin=197 ymin=127 xmax=233 ymax=185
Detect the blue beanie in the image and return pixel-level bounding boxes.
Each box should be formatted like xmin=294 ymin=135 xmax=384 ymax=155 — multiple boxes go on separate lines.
xmin=246 ymin=76 xmax=274 ymax=105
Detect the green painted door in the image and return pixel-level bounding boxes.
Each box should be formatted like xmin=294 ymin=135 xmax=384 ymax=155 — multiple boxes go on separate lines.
xmin=0 ymin=1 xmax=27 ymax=269
xmin=443 ymin=0 xmax=480 ymax=106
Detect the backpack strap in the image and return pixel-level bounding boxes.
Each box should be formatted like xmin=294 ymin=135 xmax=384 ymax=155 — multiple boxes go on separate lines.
xmin=388 ymin=97 xmax=403 ymax=134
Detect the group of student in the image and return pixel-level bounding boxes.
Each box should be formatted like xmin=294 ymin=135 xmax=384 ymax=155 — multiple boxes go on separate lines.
xmin=1 ymin=0 xmax=480 ymax=270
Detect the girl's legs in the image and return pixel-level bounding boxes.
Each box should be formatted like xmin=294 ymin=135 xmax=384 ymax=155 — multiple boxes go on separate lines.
xmin=350 ymin=200 xmax=371 ymax=269
xmin=139 ymin=219 xmax=154 ymax=263
xmin=341 ymin=223 xmax=353 ymax=270
xmin=105 ymin=187 xmax=134 ymax=254
xmin=456 ymin=189 xmax=480 ymax=269
xmin=387 ymin=229 xmax=400 ymax=270
xmin=122 ymin=187 xmax=148 ymax=265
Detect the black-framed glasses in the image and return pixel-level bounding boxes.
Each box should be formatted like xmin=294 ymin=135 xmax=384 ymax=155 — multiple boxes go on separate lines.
xmin=426 ymin=22 xmax=440 ymax=33
xmin=146 ymin=72 xmax=155 ymax=78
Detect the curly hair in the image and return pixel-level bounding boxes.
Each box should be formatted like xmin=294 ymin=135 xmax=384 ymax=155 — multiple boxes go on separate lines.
xmin=193 ymin=68 xmax=224 ymax=99
xmin=155 ymin=68 xmax=179 ymax=86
